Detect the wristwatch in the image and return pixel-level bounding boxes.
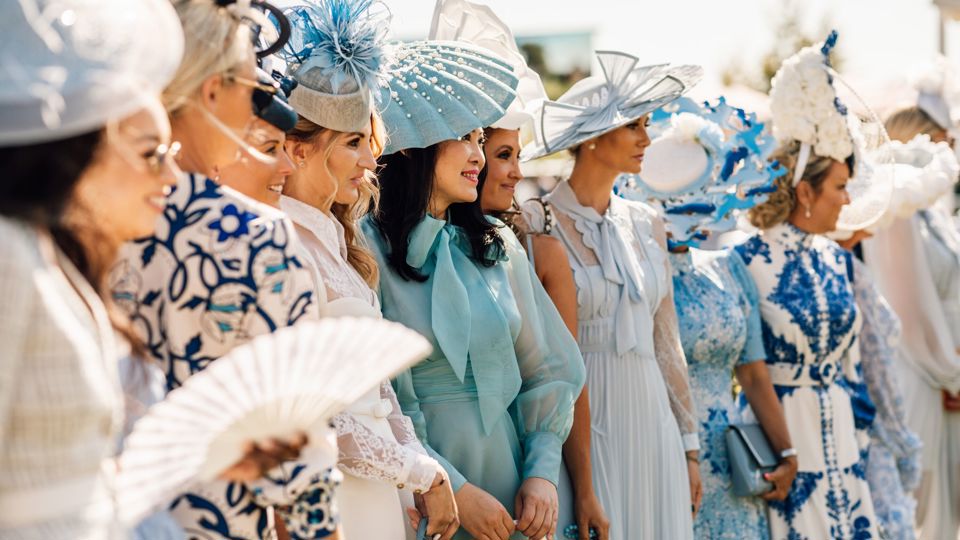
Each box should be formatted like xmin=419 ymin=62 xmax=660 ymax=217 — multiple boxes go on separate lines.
xmin=779 ymin=447 xmax=798 ymax=460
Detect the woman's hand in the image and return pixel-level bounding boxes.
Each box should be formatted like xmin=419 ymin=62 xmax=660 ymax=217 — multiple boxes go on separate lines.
xmin=573 ymin=491 xmax=609 ymax=540
xmin=514 ymin=477 xmax=558 ymax=540
xmin=686 ymin=454 xmax=702 ymax=517
xmin=761 ymin=456 xmax=798 ymax=501
xmin=219 ymin=432 xmax=308 ymax=482
xmin=455 ymin=483 xmax=515 ymax=540
xmin=406 ymin=471 xmax=460 ymax=540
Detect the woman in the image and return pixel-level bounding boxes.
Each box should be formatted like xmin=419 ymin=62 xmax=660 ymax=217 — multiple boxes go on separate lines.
xmin=620 ymin=99 xmax=797 ymax=539
xmin=358 ymin=40 xmax=584 ymax=540
xmin=864 ymin=104 xmax=960 ymax=540
xmin=734 ymin=32 xmax=879 ymax=539
xmin=478 ymin=126 xmax=608 ymax=540
xmin=521 ymin=51 xmax=704 ymax=539
xmin=274 ymin=7 xmax=459 ymax=535
xmin=427 ymin=3 xmax=609 ymax=536
xmin=110 ymin=1 xmax=341 ymax=538
xmin=0 ymin=1 xmax=185 ymax=536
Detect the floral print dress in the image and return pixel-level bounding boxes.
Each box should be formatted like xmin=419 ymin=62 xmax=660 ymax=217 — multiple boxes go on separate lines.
xmin=671 ymin=248 xmax=770 ymax=540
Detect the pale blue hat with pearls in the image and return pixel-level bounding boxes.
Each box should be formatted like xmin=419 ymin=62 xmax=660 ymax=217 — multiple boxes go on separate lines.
xmin=378 ymin=40 xmax=520 ymax=154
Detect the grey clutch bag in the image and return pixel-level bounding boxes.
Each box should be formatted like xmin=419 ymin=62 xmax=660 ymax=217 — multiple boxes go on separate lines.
xmin=725 ymin=423 xmax=778 ymax=497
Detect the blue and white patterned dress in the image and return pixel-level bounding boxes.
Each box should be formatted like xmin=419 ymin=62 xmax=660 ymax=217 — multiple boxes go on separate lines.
xmin=671 ymin=248 xmax=770 ymax=540
xmin=112 ymin=172 xmax=340 ymax=540
xmin=850 ymin=258 xmax=921 ymax=540
xmin=735 ymin=223 xmax=878 ymax=540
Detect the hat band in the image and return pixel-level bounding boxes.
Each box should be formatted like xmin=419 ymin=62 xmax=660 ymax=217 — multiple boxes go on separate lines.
xmin=793 ymin=142 xmax=812 ymax=186
xmin=289 ymin=86 xmax=372 ymax=134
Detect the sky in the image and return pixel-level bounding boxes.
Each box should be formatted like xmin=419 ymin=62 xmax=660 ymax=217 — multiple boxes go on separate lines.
xmin=373 ymin=0 xmax=952 ymax=92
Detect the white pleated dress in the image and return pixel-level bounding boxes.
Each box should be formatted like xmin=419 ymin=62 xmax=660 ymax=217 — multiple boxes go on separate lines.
xmin=524 ymin=182 xmax=698 ymax=540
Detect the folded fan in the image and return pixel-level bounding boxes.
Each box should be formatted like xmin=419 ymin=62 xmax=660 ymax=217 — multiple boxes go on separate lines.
xmin=116 ymin=317 xmax=432 ymax=526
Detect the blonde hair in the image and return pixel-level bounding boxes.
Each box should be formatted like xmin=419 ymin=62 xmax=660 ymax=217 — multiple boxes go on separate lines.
xmin=163 ymin=0 xmax=254 ymax=114
xmin=749 ymin=140 xmax=840 ymax=229
xmin=884 ymin=106 xmax=943 ymax=143
xmin=288 ymin=112 xmax=383 ymax=287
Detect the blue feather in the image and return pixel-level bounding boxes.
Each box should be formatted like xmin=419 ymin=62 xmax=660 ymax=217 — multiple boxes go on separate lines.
xmin=278 ymin=0 xmax=391 ymax=94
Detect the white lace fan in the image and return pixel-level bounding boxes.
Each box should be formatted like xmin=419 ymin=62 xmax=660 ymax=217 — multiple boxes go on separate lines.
xmin=116 ymin=317 xmax=432 ymax=526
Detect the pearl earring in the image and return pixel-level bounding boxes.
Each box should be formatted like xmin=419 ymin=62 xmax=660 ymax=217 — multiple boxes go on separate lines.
xmin=587 ymin=142 xmax=597 ymax=150
xmin=299 ymin=161 xmax=306 ymax=168
xmin=804 ymin=204 xmax=811 ymax=219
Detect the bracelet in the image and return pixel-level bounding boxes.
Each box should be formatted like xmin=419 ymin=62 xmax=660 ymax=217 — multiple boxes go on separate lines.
xmin=779 ymin=448 xmax=798 ymax=460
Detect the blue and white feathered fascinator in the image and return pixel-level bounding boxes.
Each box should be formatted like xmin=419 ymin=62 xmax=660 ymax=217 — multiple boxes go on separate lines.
xmin=616 ymin=97 xmax=785 ymax=248
xmin=522 ymin=51 xmax=703 ymax=160
xmin=277 ymin=0 xmax=391 ymax=132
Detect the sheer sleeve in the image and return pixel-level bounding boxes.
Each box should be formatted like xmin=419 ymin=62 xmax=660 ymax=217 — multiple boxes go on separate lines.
xmin=330 ymin=386 xmax=441 ymax=493
xmin=864 ymin=216 xmax=960 ymax=393
xmin=0 ymin=235 xmax=33 ymax=447
xmin=851 ymin=259 xmax=922 ymax=473
xmin=501 ymin=228 xmax=586 ymax=486
xmin=650 ymin=218 xmax=700 ymax=451
xmin=383 ymin=381 xmax=429 ymax=455
xmin=392 ymin=371 xmax=468 ymax=491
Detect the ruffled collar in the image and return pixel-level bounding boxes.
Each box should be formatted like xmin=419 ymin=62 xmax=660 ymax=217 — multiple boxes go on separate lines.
xmin=546 ymin=180 xmax=653 ymax=355
xmin=766 ymin=222 xmax=815 ymax=250
xmin=281 ymin=196 xmax=347 ymax=260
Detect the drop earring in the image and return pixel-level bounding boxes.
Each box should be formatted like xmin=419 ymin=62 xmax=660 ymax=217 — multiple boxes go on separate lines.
xmin=804 ymin=204 xmax=811 ymax=219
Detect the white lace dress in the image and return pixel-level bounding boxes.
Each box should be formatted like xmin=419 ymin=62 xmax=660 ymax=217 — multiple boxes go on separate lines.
xmin=523 ymin=182 xmax=698 ymax=540
xmin=282 ymin=197 xmax=441 ymax=540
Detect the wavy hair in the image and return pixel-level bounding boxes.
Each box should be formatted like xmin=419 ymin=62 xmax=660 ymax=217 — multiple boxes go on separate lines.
xmin=287 ymin=112 xmax=382 ymax=287
xmin=749 ymin=140 xmax=854 ymax=229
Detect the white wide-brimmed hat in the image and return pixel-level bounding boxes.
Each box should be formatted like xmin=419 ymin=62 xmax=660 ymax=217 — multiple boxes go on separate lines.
xmin=0 ymin=0 xmax=184 ymax=146
xmin=522 ymin=51 xmax=702 ymax=160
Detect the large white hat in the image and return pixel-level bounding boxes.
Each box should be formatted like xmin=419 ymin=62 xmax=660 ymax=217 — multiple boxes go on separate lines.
xmin=0 ymin=0 xmax=184 ymax=146
xmin=522 ymin=51 xmax=702 ymax=160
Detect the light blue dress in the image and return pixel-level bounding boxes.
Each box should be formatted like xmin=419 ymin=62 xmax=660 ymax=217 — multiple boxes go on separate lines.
xmin=849 ymin=258 xmax=921 ymax=540
xmin=361 ymin=215 xmax=585 ymax=540
xmin=735 ymin=223 xmax=878 ymax=540
xmin=670 ymin=248 xmax=770 ymax=540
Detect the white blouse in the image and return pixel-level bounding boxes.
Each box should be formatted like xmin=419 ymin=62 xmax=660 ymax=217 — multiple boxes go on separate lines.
xmin=281 ymin=196 xmax=440 ymax=492
xmin=0 ymin=216 xmax=124 ymax=539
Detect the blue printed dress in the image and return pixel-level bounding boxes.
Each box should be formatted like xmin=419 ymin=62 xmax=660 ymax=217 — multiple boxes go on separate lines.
xmin=112 ymin=172 xmax=340 ymax=540
xmin=670 ymin=248 xmax=770 ymax=540
xmin=362 ymin=215 xmax=585 ymax=540
xmin=735 ymin=223 xmax=878 ymax=540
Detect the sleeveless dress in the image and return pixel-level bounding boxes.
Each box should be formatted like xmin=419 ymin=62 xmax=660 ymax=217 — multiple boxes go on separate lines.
xmin=282 ymin=196 xmax=441 ymax=540
xmin=362 ymin=214 xmax=585 ymax=540
xmin=735 ymin=223 xmax=878 ymax=540
xmin=523 ymin=182 xmax=698 ymax=540
xmin=671 ymin=248 xmax=770 ymax=540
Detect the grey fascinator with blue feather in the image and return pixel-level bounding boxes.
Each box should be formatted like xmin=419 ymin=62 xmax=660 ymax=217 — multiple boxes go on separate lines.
xmin=277 ymin=0 xmax=391 ymax=132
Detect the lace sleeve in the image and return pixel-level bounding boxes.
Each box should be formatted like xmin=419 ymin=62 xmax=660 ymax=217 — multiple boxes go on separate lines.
xmin=332 ymin=408 xmax=440 ymax=493
xmin=650 ymin=218 xmax=699 ymax=451
xmin=383 ymin=382 xmax=429 ymax=455
xmin=852 ymin=260 xmax=923 ymax=462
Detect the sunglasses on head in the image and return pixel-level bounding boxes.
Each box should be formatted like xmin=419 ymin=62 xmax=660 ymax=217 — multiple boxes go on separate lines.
xmin=213 ymin=0 xmax=291 ymax=58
